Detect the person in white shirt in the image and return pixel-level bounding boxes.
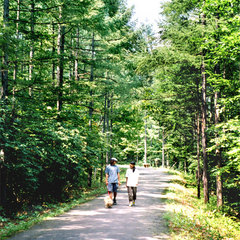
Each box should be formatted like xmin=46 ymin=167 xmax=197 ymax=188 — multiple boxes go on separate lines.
xmin=126 ymin=161 xmax=139 ymax=206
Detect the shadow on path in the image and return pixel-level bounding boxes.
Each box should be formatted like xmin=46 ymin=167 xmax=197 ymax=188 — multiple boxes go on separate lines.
xmin=9 ymin=167 xmax=172 ymax=240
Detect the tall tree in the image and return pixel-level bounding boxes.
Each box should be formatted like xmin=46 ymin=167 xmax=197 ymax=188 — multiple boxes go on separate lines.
xmin=1 ymin=0 xmax=9 ymax=99
xmin=0 ymin=0 xmax=10 ymax=207
xmin=56 ymin=5 xmax=65 ymax=112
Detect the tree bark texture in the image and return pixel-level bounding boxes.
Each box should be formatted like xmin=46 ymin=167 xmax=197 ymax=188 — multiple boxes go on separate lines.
xmin=162 ymin=127 xmax=165 ymax=167
xmin=144 ymin=115 xmax=147 ymax=164
xmin=87 ymin=33 xmax=95 ymax=187
xmin=201 ymin=9 xmax=209 ymax=204
xmin=195 ymin=76 xmax=201 ymax=199
xmin=0 ymin=0 xmax=10 ymax=206
xmin=215 ymin=91 xmax=223 ymax=207
xmin=201 ymin=59 xmax=209 ymax=204
xmin=57 ymin=7 xmax=65 ymax=112
xmin=1 ymin=0 xmax=9 ymax=99
xmin=29 ymin=0 xmax=35 ymax=96
xmin=52 ymin=23 xmax=56 ymax=84
xmin=214 ymin=13 xmax=223 ymax=208
xmin=74 ymin=28 xmax=80 ymax=81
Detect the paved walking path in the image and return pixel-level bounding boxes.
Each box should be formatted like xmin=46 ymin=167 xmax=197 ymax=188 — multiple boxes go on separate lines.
xmin=9 ymin=167 xmax=172 ymax=240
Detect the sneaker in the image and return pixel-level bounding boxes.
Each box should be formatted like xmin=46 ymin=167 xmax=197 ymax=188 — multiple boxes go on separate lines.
xmin=129 ymin=201 xmax=133 ymax=207
xmin=113 ymin=199 xmax=117 ymax=205
xmin=132 ymin=201 xmax=135 ymax=206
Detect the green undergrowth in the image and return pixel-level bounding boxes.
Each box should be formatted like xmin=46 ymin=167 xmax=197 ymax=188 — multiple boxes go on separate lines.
xmin=0 ymin=183 xmax=106 ymax=240
xmin=164 ymin=170 xmax=240 ymax=240
xmin=0 ymin=167 xmax=127 ymax=240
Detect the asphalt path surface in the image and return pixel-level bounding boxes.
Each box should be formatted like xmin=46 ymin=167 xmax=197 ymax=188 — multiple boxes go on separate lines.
xmin=8 ymin=166 xmax=172 ymax=240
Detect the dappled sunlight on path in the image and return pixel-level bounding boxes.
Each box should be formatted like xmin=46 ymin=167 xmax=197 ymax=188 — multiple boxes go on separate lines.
xmin=9 ymin=167 xmax=172 ymax=240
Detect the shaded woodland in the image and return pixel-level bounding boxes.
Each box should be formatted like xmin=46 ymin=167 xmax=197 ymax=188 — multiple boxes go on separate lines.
xmin=0 ymin=0 xmax=240 ymax=220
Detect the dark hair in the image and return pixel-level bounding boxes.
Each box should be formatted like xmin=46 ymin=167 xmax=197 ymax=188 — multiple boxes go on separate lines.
xmin=110 ymin=158 xmax=117 ymax=165
xmin=130 ymin=161 xmax=136 ymax=172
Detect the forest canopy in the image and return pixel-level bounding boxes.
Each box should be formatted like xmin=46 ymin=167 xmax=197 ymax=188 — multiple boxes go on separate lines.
xmin=1 ymin=0 xmax=240 ymax=219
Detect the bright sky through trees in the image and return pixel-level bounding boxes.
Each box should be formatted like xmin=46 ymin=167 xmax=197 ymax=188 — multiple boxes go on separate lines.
xmin=127 ymin=0 xmax=166 ymax=33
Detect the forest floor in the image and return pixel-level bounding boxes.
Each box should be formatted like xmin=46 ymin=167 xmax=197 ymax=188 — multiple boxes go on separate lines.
xmin=7 ymin=166 xmax=173 ymax=240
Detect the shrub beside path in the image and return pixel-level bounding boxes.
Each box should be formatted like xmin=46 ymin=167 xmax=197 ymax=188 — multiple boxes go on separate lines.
xmin=9 ymin=167 xmax=172 ymax=240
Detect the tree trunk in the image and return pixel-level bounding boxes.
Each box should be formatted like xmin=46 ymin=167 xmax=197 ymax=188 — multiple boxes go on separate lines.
xmin=89 ymin=33 xmax=95 ymax=129
xmin=52 ymin=23 xmax=56 ymax=84
xmin=100 ymin=152 xmax=104 ymax=183
xmin=29 ymin=0 xmax=35 ymax=96
xmin=144 ymin=114 xmax=147 ymax=165
xmin=201 ymin=60 xmax=209 ymax=203
xmin=106 ymin=93 xmax=110 ymax=164
xmin=136 ymin=139 xmax=139 ymax=164
xmin=87 ymin=168 xmax=93 ymax=187
xmin=201 ymin=8 xmax=209 ymax=204
xmin=195 ymin=75 xmax=201 ymax=199
xmin=166 ymin=152 xmax=169 ymax=167
xmin=196 ymin=111 xmax=201 ymax=199
xmin=109 ymin=93 xmax=113 ymax=159
xmin=103 ymin=94 xmax=108 ymax=165
xmin=87 ymin=33 xmax=95 ymax=187
xmin=13 ymin=0 xmax=20 ymax=94
xmin=214 ymin=12 xmax=223 ymax=209
xmin=57 ymin=6 xmax=65 ymax=112
xmin=162 ymin=127 xmax=165 ymax=167
xmin=215 ymin=91 xmax=223 ymax=207
xmin=74 ymin=28 xmax=80 ymax=81
xmin=0 ymin=0 xmax=10 ymax=207
xmin=101 ymin=94 xmax=107 ymax=181
xmin=1 ymin=0 xmax=9 ymax=99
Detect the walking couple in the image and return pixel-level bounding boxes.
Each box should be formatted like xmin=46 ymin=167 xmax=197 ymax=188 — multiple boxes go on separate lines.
xmin=105 ymin=158 xmax=140 ymax=206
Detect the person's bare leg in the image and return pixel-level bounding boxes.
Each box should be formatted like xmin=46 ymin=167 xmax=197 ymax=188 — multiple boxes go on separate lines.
xmin=108 ymin=191 xmax=113 ymax=199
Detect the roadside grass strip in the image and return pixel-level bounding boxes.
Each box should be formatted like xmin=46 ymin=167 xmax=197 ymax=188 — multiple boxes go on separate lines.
xmin=164 ymin=171 xmax=240 ymax=240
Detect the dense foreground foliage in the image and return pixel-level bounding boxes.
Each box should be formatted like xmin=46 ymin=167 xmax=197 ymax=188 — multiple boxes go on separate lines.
xmin=137 ymin=0 xmax=240 ymax=216
xmin=0 ymin=0 xmax=148 ymax=215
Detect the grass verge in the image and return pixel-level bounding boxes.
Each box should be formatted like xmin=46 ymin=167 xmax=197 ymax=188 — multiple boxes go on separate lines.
xmin=0 ymin=167 xmax=127 ymax=240
xmin=164 ymin=170 xmax=240 ymax=240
